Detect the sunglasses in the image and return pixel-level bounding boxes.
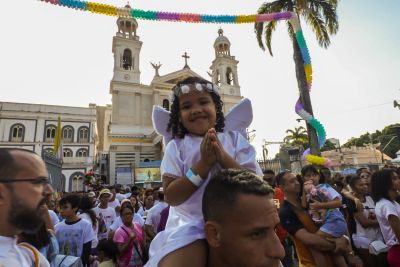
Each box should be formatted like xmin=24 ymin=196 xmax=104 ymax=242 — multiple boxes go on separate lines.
xmin=0 ymin=176 xmax=50 ymax=186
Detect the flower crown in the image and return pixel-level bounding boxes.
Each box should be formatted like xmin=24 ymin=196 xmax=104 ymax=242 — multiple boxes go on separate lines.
xmin=170 ymin=82 xmax=220 ymax=102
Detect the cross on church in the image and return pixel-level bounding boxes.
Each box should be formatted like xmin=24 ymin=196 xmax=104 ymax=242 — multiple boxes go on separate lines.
xmin=182 ymin=52 xmax=190 ymax=69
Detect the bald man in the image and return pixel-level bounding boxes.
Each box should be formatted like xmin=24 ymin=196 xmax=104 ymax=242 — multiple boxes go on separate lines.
xmin=0 ymin=148 xmax=53 ymax=266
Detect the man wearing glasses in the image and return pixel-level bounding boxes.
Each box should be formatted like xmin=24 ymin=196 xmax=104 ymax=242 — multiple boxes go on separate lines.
xmin=0 ymin=148 xmax=54 ymax=266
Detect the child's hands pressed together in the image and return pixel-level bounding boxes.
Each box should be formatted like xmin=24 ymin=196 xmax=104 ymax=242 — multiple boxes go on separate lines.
xmin=208 ymin=128 xmax=229 ymax=164
xmin=200 ymin=129 xmax=217 ymax=167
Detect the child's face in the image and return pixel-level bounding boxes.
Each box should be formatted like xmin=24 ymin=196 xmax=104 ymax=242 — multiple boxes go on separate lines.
xmin=179 ymin=89 xmax=217 ymax=136
xmin=303 ymin=171 xmax=320 ymax=186
xmin=59 ymin=203 xmax=77 ymax=219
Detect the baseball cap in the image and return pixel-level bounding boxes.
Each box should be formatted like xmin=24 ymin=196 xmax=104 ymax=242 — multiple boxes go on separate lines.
xmin=87 ymin=191 xmax=96 ymax=198
xmin=99 ymin=188 xmax=112 ymax=197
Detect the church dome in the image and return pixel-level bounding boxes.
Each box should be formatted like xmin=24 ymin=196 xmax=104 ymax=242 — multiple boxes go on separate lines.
xmin=214 ymin=29 xmax=231 ymax=57
xmin=214 ymin=29 xmax=230 ymax=48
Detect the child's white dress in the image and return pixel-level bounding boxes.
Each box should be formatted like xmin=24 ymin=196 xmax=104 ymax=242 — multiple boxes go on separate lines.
xmin=144 ymin=130 xmax=262 ymax=266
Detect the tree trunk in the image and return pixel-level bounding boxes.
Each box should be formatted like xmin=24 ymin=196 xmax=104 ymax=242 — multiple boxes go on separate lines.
xmin=292 ymin=39 xmax=321 ymax=156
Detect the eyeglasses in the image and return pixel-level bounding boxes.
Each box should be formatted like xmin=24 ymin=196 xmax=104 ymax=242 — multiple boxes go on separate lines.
xmin=0 ymin=176 xmax=50 ymax=186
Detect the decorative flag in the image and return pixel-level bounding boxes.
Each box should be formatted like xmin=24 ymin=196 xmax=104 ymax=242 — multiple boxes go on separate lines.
xmin=53 ymin=116 xmax=63 ymax=161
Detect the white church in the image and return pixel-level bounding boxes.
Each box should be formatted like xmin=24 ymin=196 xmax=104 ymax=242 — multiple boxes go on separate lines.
xmin=0 ymin=9 xmax=244 ymax=191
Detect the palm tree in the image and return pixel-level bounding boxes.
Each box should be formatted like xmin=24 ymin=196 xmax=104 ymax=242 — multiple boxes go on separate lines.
xmin=283 ymin=126 xmax=308 ymax=147
xmin=255 ymin=0 xmax=339 ymax=155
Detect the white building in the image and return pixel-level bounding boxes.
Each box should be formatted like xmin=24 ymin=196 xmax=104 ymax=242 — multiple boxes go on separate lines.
xmin=0 ymin=102 xmax=97 ymax=191
xmin=98 ymin=8 xmax=243 ymax=183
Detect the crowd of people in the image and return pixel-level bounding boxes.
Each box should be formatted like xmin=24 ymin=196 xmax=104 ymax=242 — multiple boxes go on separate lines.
xmin=0 ymin=76 xmax=399 ymax=267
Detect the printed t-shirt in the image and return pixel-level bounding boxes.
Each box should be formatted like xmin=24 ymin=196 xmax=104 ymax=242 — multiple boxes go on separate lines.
xmin=94 ymin=206 xmax=116 ymax=240
xmin=55 ymin=218 xmax=95 ymax=257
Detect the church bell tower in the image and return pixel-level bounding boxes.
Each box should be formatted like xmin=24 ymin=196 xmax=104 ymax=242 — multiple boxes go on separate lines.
xmin=210 ymin=29 xmax=242 ymax=113
xmin=111 ymin=4 xmax=142 ymax=85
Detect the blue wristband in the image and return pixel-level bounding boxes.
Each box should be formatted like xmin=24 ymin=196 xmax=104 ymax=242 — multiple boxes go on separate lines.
xmin=185 ymin=168 xmax=204 ymax=187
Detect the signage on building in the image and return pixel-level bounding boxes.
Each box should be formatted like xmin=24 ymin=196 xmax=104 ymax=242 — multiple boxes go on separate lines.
xmin=116 ymin=167 xmax=133 ymax=185
xmin=134 ymin=167 xmax=161 ymax=184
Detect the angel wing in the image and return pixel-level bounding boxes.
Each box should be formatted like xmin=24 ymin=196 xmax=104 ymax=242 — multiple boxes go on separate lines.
xmin=224 ymin=98 xmax=253 ymax=139
xmin=152 ymin=105 xmax=173 ymax=144
xmin=152 ymin=98 xmax=253 ymax=145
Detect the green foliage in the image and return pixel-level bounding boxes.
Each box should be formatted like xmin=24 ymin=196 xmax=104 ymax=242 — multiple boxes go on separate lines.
xmin=321 ymin=140 xmax=336 ymax=152
xmin=342 ymin=124 xmax=400 ymax=158
xmin=283 ymin=126 xmax=308 ymax=147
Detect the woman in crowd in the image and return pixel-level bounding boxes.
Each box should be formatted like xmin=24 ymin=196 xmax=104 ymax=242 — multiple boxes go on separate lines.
xmin=349 ymin=175 xmax=387 ymax=267
xmin=79 ymin=195 xmax=99 ymax=254
xmin=137 ymin=195 xmax=154 ymax=219
xmin=113 ymin=203 xmax=145 ymax=267
xmin=371 ymin=169 xmax=400 ymax=267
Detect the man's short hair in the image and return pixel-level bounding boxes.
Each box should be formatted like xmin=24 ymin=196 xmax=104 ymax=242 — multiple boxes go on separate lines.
xmin=263 ymin=169 xmax=275 ymax=175
xmin=0 ymin=148 xmax=36 ymax=181
xmin=202 ymin=169 xmax=274 ymax=223
xmin=276 ymin=170 xmax=291 ymax=186
xmin=59 ymin=194 xmax=81 ymax=212
xmin=301 ymin=165 xmax=319 ymax=177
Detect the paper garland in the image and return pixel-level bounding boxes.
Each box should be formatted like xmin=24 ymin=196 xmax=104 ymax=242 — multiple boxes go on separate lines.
xmin=295 ymin=99 xmax=332 ymax=168
xmin=39 ymin=0 xmax=328 ymax=167
xmin=40 ymin=1 xmax=292 ymax=23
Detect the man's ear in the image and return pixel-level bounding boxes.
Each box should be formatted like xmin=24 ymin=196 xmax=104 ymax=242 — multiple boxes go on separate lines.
xmin=204 ymin=221 xmax=222 ymax=248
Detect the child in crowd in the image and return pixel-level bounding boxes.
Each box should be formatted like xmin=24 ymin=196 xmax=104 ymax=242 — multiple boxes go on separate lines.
xmin=301 ymin=165 xmax=348 ymax=267
xmin=55 ymin=194 xmax=95 ymax=266
xmin=97 ymin=239 xmax=119 ymax=267
xmin=146 ymin=76 xmax=262 ymax=267
xmin=372 ymin=169 xmax=400 ymax=267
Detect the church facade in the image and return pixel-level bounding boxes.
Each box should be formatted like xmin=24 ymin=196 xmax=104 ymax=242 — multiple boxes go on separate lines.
xmin=98 ymin=9 xmax=244 ymax=183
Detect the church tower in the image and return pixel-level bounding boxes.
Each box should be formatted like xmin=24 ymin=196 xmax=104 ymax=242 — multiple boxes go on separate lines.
xmin=111 ymin=5 xmax=142 ymax=84
xmin=210 ymin=29 xmax=242 ymax=113
xmin=107 ymin=6 xmax=161 ymax=184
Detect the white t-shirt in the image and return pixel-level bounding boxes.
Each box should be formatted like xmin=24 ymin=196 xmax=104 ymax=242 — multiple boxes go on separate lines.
xmin=108 ymin=198 xmax=120 ymax=210
xmin=116 ymin=193 xmax=126 ymax=202
xmin=94 ymin=206 xmax=117 ymax=240
xmin=0 ymin=236 xmax=50 ymax=267
xmin=375 ymin=198 xmax=400 ymax=247
xmin=48 ymin=209 xmax=60 ymax=226
xmin=109 ymin=213 xmax=145 ymax=231
xmin=145 ymin=201 xmax=168 ymax=233
xmin=78 ymin=212 xmax=99 ymax=248
xmin=55 ymin=218 xmax=95 ymax=258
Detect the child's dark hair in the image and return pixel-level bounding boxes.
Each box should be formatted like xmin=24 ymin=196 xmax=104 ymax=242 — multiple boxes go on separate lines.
xmin=59 ymin=194 xmax=81 ymax=213
xmin=167 ymin=76 xmax=225 ymax=139
xmin=97 ymin=239 xmax=119 ymax=264
xmin=371 ymin=169 xmax=397 ymax=202
xmin=79 ymin=195 xmax=97 ymax=228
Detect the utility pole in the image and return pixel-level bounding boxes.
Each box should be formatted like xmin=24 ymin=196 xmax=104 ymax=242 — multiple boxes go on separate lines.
xmin=293 ymin=41 xmax=320 ymax=156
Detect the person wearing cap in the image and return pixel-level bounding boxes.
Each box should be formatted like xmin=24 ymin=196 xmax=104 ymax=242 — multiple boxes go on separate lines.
xmin=94 ymin=189 xmax=116 ymax=241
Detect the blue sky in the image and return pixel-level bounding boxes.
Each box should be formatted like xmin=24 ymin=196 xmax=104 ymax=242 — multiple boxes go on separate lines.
xmin=0 ymin=1 xmax=399 ymax=157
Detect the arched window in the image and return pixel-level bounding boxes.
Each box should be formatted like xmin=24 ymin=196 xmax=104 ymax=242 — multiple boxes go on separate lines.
xmin=62 ymin=126 xmax=74 ymax=143
xmin=122 ymin=49 xmax=133 ymax=70
xmin=63 ymin=148 xmax=73 ymax=158
xmin=162 ymin=99 xmax=170 ymax=111
xmin=76 ymin=148 xmax=88 ymax=157
xmin=226 ymin=68 xmax=233 ymax=85
xmin=10 ymin=124 xmax=25 ymax=142
xmin=78 ymin=126 xmax=89 ymax=143
xmin=45 ymin=125 xmax=57 ymax=142
xmin=71 ymin=173 xmax=84 ymax=192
